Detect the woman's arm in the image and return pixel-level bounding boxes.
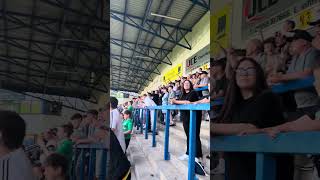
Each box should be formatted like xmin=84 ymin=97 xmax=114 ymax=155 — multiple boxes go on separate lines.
xmin=212 ymin=123 xmax=257 ymax=135
xmin=172 ymin=99 xmax=190 ymax=105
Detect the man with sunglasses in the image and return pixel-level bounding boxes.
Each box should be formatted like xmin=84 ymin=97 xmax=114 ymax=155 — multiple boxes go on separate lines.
xmin=309 ymin=19 xmax=320 ymax=50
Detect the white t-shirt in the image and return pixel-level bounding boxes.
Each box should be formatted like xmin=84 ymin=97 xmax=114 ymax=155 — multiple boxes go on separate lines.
xmin=0 ymin=148 xmax=35 ymax=180
xmin=110 ymin=109 xmax=126 ymax=152
xmin=143 ymin=96 xmax=157 ymax=107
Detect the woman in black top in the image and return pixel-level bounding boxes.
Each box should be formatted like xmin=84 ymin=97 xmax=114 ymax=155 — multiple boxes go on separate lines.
xmin=172 ymin=80 xmax=203 ymax=161
xmin=212 ymin=57 xmax=293 ymax=180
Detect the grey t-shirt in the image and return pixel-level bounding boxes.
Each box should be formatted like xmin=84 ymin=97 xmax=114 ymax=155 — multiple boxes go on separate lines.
xmin=287 ymin=48 xmax=320 ymax=108
xmin=199 ymin=77 xmax=209 ymax=96
xmin=0 ymin=148 xmax=35 ymax=180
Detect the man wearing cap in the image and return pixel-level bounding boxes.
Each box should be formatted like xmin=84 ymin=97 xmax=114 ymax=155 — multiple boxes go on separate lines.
xmin=194 ymin=71 xmax=209 ymax=98
xmin=269 ymin=29 xmax=320 ymax=179
xmin=309 ymin=19 xmax=320 ymax=50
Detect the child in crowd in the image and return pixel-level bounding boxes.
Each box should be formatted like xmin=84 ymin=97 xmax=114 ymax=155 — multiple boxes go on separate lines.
xmin=0 ymin=111 xmax=35 ymax=180
xmin=122 ymin=110 xmax=133 ymax=151
xmin=43 ymin=153 xmax=69 ymax=180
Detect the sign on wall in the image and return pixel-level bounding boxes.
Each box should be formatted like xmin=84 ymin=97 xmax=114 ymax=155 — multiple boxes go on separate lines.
xmin=185 ymin=45 xmax=210 ymax=74
xmin=211 ymin=3 xmax=232 ymax=57
xmin=162 ymin=64 xmax=182 ymax=84
xmin=242 ymin=0 xmax=320 ymax=39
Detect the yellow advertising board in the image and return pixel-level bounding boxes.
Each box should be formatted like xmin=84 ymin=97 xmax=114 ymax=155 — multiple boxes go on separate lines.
xmin=211 ymin=3 xmax=232 ymax=58
xmin=162 ymin=64 xmax=182 ymax=84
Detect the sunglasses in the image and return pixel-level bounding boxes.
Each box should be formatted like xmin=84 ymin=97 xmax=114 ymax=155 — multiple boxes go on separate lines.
xmin=236 ymin=67 xmax=256 ymax=76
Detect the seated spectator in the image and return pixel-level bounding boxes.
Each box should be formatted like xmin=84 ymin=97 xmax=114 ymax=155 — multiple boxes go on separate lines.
xmin=122 ymin=110 xmax=133 ymax=151
xmin=212 ymin=57 xmax=293 ymax=180
xmin=0 ymin=111 xmax=35 ymax=180
xmin=43 ymin=153 xmax=69 ymax=180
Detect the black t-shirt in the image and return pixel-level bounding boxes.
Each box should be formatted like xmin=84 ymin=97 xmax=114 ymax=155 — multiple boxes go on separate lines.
xmin=179 ymin=90 xmax=202 ymax=122
xmin=213 ymin=75 xmax=228 ymax=96
xmin=225 ymin=90 xmax=293 ymax=180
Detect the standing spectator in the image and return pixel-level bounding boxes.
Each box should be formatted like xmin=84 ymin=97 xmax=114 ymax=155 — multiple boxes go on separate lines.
xmin=213 ymin=57 xmax=293 ymax=180
xmin=110 ymin=97 xmax=126 ymax=152
xmin=309 ymin=19 xmax=320 ymax=50
xmin=168 ymin=85 xmax=176 ymax=126
xmin=127 ymin=101 xmax=134 ymax=112
xmin=246 ymin=39 xmax=267 ymax=70
xmin=211 ymin=59 xmax=228 ymax=100
xmin=70 ymin=113 xmax=86 ymax=141
xmin=194 ymin=71 xmax=209 ymax=98
xmin=122 ymin=110 xmax=133 ymax=151
xmin=161 ymin=87 xmax=169 ymax=124
xmin=0 ymin=111 xmax=35 ymax=180
xmin=153 ymin=90 xmax=160 ymax=105
xmin=43 ymin=153 xmax=69 ymax=180
xmin=143 ymin=93 xmax=157 ymax=133
xmin=226 ymin=48 xmax=246 ymax=79
xmin=263 ymin=37 xmax=286 ymax=77
xmin=283 ymin=20 xmax=296 ymax=33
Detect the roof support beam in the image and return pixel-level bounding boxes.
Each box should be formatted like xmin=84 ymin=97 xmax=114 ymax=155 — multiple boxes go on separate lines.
xmin=110 ymin=11 xmax=191 ymax=50
xmin=190 ymin=0 xmax=209 ymax=10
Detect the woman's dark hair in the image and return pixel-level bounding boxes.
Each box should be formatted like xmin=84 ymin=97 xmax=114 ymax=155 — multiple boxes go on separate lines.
xmin=45 ymin=153 xmax=68 ymax=178
xmin=162 ymin=87 xmax=168 ymax=92
xmin=0 ymin=111 xmax=26 ymax=149
xmin=61 ymin=124 xmax=74 ymax=138
xmin=123 ymin=110 xmax=132 ymax=118
xmin=110 ymin=97 xmax=118 ymax=109
xmin=181 ymin=80 xmax=194 ymax=95
xmin=218 ymin=57 xmax=268 ymax=123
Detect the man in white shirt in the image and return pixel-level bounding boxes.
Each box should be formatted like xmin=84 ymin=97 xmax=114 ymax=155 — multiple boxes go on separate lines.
xmin=0 ymin=111 xmax=35 ymax=180
xmin=110 ymin=97 xmax=126 ymax=152
xmin=142 ymin=93 xmax=157 ymax=133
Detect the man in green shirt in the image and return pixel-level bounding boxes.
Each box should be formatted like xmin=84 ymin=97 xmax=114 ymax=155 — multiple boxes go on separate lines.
xmin=56 ymin=124 xmax=73 ymax=163
xmin=122 ymin=110 xmax=133 ymax=151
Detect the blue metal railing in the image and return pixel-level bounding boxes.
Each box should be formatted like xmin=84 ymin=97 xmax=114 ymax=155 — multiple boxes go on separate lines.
xmin=213 ymin=132 xmax=320 ymax=180
xmin=135 ymin=103 xmax=210 ymax=180
xmin=194 ymin=86 xmax=208 ymax=91
xmin=72 ymin=144 xmax=108 ymax=180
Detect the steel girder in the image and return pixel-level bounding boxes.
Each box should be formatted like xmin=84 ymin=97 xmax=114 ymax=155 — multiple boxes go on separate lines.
xmin=190 ymin=0 xmax=210 ymax=10
xmin=137 ymin=3 xmax=197 ymax=91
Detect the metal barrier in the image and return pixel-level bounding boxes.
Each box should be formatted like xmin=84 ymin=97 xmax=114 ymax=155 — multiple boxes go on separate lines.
xmin=135 ymin=103 xmax=210 ymax=180
xmin=194 ymin=86 xmax=208 ymax=91
xmin=72 ymin=144 xmax=108 ymax=180
xmin=213 ymin=132 xmax=320 ymax=180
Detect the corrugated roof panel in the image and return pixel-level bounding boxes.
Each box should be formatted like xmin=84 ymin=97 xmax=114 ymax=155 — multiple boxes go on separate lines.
xmin=127 ymin=0 xmax=147 ymax=17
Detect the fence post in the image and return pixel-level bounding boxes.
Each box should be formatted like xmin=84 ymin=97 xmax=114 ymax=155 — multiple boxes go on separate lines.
xmin=152 ymin=109 xmax=157 ymax=147
xmin=188 ymin=110 xmax=196 ymax=180
xmin=79 ymin=149 xmax=85 ymax=180
xmin=164 ymin=109 xmax=170 ymax=160
xmin=256 ymin=153 xmax=276 ymax=180
xmin=88 ymin=148 xmax=96 ymax=180
xmin=145 ymin=109 xmax=149 ymax=139
xmin=140 ymin=109 xmax=143 ymax=134
xmin=100 ymin=149 xmax=108 ymax=180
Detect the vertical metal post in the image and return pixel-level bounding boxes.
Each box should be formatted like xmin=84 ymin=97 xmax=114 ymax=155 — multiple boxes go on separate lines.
xmin=145 ymin=109 xmax=149 ymax=139
xmin=88 ymin=148 xmax=96 ymax=180
xmin=140 ymin=109 xmax=143 ymax=134
xmin=164 ymin=109 xmax=170 ymax=160
xmin=152 ymin=109 xmax=157 ymax=147
xmin=256 ymin=153 xmax=276 ymax=180
xmin=188 ymin=110 xmax=196 ymax=180
xmin=79 ymin=149 xmax=85 ymax=180
xmin=100 ymin=149 xmax=107 ymax=180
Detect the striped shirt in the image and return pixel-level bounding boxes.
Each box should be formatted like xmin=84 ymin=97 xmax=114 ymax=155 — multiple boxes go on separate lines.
xmin=0 ymin=148 xmax=35 ymax=180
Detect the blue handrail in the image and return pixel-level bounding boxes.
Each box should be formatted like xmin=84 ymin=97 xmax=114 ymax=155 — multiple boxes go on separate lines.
xmin=73 ymin=144 xmax=108 ymax=180
xmin=213 ymin=132 xmax=320 ymax=180
xmin=135 ymin=103 xmax=210 ymax=180
xmin=194 ymin=86 xmax=208 ymax=91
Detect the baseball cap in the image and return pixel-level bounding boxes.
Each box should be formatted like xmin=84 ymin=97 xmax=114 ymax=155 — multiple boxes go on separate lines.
xmin=199 ymin=71 xmax=208 ymax=75
xmin=308 ymin=19 xmax=320 ymax=26
xmin=291 ymin=29 xmax=313 ymax=42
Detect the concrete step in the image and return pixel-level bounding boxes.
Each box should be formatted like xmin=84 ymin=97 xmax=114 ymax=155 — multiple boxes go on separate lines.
xmin=132 ymin=134 xmax=188 ymax=180
xmin=127 ymin=138 xmax=160 ymax=180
